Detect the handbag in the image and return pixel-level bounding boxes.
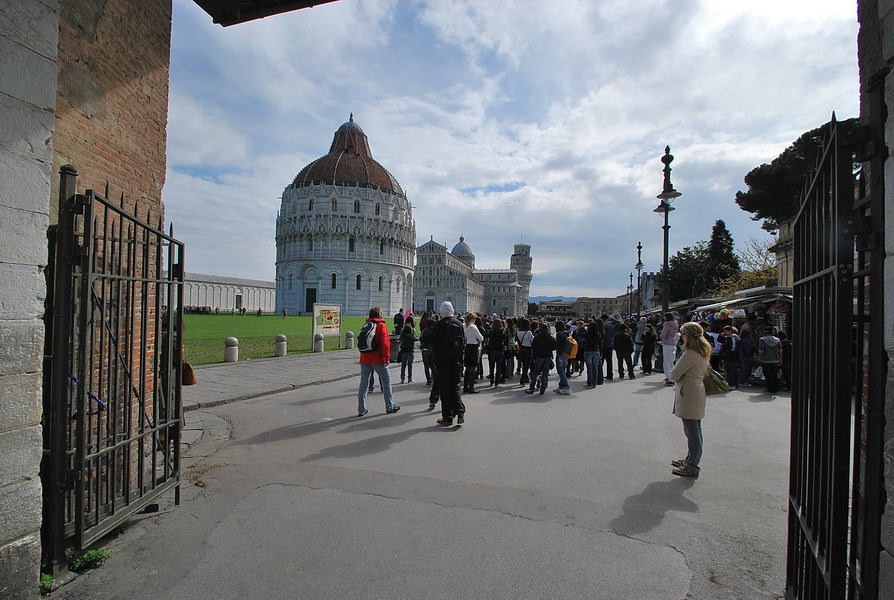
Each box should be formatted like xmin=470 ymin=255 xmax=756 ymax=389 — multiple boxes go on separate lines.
xmin=182 ymin=361 xmax=197 ymax=386
xmin=704 ymin=368 xmax=728 ymax=396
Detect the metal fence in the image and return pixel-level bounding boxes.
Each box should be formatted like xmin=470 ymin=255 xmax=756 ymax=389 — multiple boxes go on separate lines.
xmin=43 ymin=166 xmax=185 ymax=562
xmin=787 ymin=96 xmax=886 ymax=598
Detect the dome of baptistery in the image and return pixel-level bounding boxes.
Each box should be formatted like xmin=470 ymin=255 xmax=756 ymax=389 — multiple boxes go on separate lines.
xmin=275 ymin=115 xmax=417 ymax=318
xmin=292 ymin=115 xmax=405 ymax=196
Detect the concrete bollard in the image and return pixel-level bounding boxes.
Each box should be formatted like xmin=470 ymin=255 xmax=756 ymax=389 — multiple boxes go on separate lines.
xmin=313 ymin=333 xmax=325 ymax=353
xmin=224 ymin=337 xmax=239 ymax=363
xmin=275 ymin=334 xmax=287 ymax=357
xmin=345 ymin=331 xmax=354 ymax=349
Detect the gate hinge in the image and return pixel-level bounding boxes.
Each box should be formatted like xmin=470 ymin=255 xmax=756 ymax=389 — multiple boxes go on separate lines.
xmin=69 ymin=194 xmax=89 ymax=215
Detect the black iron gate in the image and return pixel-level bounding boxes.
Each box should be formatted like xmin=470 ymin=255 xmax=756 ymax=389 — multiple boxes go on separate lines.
xmin=787 ymin=84 xmax=887 ymax=598
xmin=42 ymin=166 xmax=185 ymax=562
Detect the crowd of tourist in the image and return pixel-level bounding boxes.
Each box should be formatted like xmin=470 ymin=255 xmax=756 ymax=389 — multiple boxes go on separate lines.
xmin=356 ymin=303 xmax=792 ymax=478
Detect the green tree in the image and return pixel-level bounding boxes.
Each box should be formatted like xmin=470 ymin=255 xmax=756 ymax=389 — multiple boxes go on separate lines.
xmin=735 ymin=117 xmax=857 ymax=232
xmin=706 ymin=219 xmax=740 ymax=291
xmin=662 ymin=241 xmax=711 ymax=302
xmin=527 ymin=302 xmax=539 ymax=315
xmin=713 ymin=237 xmax=777 ymax=295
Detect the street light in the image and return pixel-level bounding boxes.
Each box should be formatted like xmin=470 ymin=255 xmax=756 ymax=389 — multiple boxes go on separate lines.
xmin=653 ymin=146 xmax=681 ymax=316
xmin=627 ymin=273 xmax=634 ymax=317
xmin=635 ymin=241 xmax=644 ymax=318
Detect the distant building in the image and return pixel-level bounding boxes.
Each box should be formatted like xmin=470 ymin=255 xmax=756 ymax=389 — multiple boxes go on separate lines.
xmin=275 ymin=116 xmax=416 ymax=316
xmin=182 ymin=273 xmax=275 ymax=313
xmin=572 ymin=297 xmax=618 ymax=317
xmin=414 ymin=237 xmax=533 ymax=316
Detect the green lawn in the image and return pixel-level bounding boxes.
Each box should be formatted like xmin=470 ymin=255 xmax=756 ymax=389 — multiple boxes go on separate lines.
xmin=182 ymin=314 xmax=370 ymax=365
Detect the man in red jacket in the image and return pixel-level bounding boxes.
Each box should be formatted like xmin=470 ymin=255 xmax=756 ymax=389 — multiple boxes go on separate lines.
xmin=357 ymin=306 xmax=400 ymax=417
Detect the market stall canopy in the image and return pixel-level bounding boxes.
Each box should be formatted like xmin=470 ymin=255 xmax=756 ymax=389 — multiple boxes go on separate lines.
xmin=193 ymin=0 xmax=340 ymax=26
xmin=697 ymin=286 xmax=793 ymax=312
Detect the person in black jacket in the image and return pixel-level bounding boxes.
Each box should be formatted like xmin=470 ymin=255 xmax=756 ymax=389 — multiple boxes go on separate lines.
xmin=614 ymin=324 xmax=635 ymax=379
xmin=525 ymin=324 xmax=557 ymax=395
xmin=640 ymin=324 xmax=656 ymax=375
xmin=486 ymin=319 xmax=509 ymax=387
xmin=582 ymin=318 xmax=604 ymax=387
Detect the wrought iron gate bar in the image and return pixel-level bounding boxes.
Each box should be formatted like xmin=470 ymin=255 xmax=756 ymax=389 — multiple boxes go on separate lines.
xmin=43 ymin=170 xmax=184 ymax=558
xmin=786 ymin=96 xmax=885 ymax=599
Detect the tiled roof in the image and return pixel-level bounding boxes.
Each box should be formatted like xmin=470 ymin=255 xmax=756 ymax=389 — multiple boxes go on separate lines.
xmin=292 ymin=116 xmax=404 ymax=196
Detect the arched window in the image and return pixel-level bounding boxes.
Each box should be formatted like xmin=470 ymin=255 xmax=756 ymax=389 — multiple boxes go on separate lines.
xmin=375 ymin=203 xmax=381 ymax=216
xmin=396 ymin=280 xmax=401 ymax=293
xmin=331 ymin=273 xmax=337 ymax=289
xmin=378 ymin=276 xmax=383 ymax=292
xmin=308 ymin=199 xmax=314 ymax=211
xmin=349 ymin=237 xmax=355 ymax=252
xmin=356 ymin=274 xmax=362 ymax=290
xmin=354 ymin=200 xmax=360 ymax=213
xmin=288 ymin=273 xmax=293 ymax=290
xmin=379 ymin=240 xmax=384 ymax=254
xmin=308 ymin=237 xmax=314 ymax=253
xmin=331 ymin=199 xmax=337 ymax=211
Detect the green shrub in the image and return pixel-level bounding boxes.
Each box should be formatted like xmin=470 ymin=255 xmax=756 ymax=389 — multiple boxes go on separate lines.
xmin=39 ymin=573 xmax=53 ymax=595
xmin=68 ymin=548 xmax=111 ymax=571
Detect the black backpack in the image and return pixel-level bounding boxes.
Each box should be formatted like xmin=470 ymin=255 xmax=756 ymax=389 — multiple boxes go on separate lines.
xmin=434 ymin=317 xmax=465 ymax=361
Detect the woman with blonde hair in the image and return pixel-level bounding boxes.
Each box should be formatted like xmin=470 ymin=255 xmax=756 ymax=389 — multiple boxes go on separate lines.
xmin=669 ymin=321 xmax=712 ymax=477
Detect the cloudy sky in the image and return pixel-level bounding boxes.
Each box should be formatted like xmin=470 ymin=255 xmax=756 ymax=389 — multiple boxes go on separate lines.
xmin=164 ymin=0 xmax=859 ymax=298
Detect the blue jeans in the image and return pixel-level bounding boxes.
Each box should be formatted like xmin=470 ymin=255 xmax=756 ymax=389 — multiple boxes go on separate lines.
xmin=358 ymin=362 xmax=395 ymax=413
xmin=633 ymin=344 xmax=642 ymax=368
xmin=682 ymin=418 xmax=702 ymax=470
xmin=400 ymin=351 xmax=414 ymax=381
xmin=584 ymin=350 xmax=602 ymax=385
xmin=556 ymin=355 xmax=569 ymax=389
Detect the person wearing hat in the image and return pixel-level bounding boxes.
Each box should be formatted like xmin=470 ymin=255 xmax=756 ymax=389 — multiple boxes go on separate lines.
xmin=428 ymin=301 xmax=466 ymax=425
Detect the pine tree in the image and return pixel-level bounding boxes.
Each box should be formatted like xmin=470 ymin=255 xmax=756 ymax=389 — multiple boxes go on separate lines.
xmin=706 ymin=219 xmax=740 ymax=292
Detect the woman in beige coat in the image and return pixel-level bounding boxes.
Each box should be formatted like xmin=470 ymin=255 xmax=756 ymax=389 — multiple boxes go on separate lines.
xmin=669 ymin=321 xmax=712 ymax=477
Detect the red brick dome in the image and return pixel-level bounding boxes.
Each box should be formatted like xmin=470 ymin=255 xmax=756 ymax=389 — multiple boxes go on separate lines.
xmin=292 ymin=115 xmax=404 ymax=196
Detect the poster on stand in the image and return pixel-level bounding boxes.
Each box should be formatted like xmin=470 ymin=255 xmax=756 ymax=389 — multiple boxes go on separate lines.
xmin=313 ymin=304 xmax=342 ymax=339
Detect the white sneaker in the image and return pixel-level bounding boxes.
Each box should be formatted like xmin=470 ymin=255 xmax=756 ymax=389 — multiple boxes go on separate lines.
xmin=557 ymin=388 xmax=571 ymax=395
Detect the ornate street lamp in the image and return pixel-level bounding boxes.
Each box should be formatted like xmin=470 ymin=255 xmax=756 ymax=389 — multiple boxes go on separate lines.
xmin=635 ymin=241 xmax=644 ymax=318
xmin=627 ymin=273 xmax=634 ymax=317
xmin=653 ymin=146 xmax=681 ymax=316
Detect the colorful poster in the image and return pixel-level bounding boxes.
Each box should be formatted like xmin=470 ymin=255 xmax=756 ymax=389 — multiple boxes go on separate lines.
xmin=313 ymin=304 xmax=341 ymax=337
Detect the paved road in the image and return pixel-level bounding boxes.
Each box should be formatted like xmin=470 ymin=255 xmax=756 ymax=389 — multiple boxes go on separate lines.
xmin=55 ymin=350 xmax=790 ymax=600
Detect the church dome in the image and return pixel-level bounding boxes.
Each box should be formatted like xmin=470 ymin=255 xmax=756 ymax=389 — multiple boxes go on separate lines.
xmin=451 ymin=236 xmax=474 ymax=258
xmin=291 ymin=115 xmax=404 ymax=196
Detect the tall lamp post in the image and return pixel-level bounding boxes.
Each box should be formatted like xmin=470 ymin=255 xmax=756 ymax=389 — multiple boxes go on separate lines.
xmin=635 ymin=241 xmax=644 ymax=318
xmin=627 ymin=273 xmax=634 ymax=317
xmin=653 ymin=146 xmax=681 ymax=316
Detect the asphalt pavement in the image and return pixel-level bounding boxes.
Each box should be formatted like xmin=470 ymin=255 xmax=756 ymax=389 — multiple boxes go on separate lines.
xmin=54 ymin=349 xmax=791 ymax=600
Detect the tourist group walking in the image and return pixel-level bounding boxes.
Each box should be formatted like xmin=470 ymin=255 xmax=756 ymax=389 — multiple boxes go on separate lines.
xmin=355 ymin=305 xmax=791 ymax=480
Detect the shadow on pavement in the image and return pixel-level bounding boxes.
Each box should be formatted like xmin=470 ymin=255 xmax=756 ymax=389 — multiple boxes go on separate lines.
xmin=609 ymin=478 xmax=698 ymax=536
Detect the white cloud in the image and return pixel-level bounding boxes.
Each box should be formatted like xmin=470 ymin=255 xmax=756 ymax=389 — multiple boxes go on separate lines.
xmin=164 ymin=0 xmax=859 ymax=298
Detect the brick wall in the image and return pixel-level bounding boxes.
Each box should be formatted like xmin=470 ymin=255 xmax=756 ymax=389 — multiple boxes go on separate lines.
xmin=52 ymin=0 xmax=172 ymax=223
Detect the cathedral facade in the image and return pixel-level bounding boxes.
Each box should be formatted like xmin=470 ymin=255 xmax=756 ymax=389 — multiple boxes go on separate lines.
xmin=275 ymin=117 xmax=416 ymax=316
xmin=414 ymin=237 xmax=533 ymax=317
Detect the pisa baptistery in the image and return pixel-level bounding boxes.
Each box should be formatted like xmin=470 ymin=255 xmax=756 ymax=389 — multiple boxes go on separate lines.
xmin=275 ymin=116 xmax=416 ymax=316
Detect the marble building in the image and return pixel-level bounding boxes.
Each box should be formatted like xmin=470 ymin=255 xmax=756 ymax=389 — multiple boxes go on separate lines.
xmin=275 ymin=116 xmax=416 ymax=316
xmin=414 ymin=236 xmax=533 ymax=317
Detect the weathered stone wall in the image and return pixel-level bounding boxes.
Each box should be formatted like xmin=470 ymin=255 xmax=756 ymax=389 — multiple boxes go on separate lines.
xmin=860 ymin=0 xmax=894 ymax=593
xmin=0 ymin=1 xmax=60 ymax=597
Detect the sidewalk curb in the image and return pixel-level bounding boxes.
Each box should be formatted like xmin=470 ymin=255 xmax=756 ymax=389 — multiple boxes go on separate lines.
xmin=183 ymin=372 xmax=358 ymax=412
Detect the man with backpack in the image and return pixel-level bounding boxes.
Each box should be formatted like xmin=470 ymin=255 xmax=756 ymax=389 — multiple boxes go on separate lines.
xmin=554 ymin=321 xmax=572 ymax=394
xmin=356 ymin=306 xmax=400 ymax=417
xmin=428 ymin=301 xmax=466 ymax=426
xmin=719 ymin=325 xmax=740 ymax=389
